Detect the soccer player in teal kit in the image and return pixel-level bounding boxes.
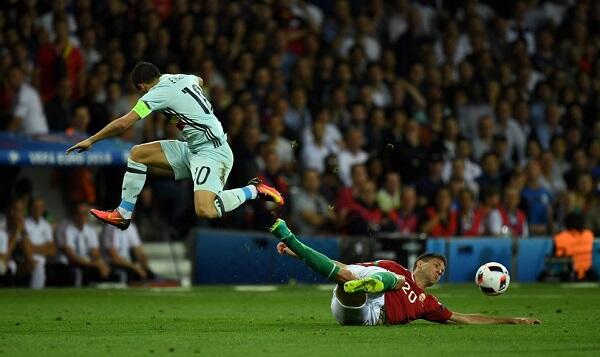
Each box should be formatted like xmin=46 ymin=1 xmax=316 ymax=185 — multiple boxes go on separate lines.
xmin=67 ymin=62 xmax=283 ymax=229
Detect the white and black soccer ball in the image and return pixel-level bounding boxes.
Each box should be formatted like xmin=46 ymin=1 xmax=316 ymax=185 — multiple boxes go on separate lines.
xmin=475 ymin=262 xmax=510 ymax=296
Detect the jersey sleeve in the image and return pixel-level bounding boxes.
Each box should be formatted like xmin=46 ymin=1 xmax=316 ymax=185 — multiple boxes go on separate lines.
xmin=422 ymin=296 xmax=453 ymax=323
xmin=133 ymin=86 xmax=170 ymax=119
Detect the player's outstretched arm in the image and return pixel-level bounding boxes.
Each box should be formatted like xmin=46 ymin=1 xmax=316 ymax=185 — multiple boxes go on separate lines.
xmin=449 ymin=312 xmax=540 ymax=325
xmin=66 ymin=110 xmax=140 ymax=154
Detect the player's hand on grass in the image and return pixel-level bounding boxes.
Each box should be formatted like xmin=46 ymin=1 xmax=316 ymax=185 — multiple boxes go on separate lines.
xmin=512 ymin=317 xmax=541 ymax=325
xmin=276 ymin=242 xmax=298 ymax=259
xmin=66 ymin=139 xmax=93 ymax=154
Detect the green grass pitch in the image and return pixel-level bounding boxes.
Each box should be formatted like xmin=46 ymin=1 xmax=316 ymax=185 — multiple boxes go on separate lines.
xmin=1 ymin=284 xmax=599 ymax=356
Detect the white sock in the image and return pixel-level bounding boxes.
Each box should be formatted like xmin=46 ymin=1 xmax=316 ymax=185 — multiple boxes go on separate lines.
xmin=214 ymin=185 xmax=257 ymax=217
xmin=117 ymin=158 xmax=147 ymax=219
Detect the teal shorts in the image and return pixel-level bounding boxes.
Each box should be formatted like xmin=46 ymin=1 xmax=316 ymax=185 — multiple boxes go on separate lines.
xmin=159 ymin=140 xmax=234 ymax=193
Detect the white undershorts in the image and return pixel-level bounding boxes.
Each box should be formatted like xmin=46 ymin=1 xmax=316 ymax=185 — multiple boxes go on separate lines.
xmin=330 ymin=264 xmax=387 ymax=326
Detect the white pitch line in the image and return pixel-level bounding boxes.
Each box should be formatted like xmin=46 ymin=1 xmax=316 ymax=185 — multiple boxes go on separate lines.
xmin=316 ymin=284 xmax=336 ymax=291
xmin=560 ymin=283 xmax=600 ymax=288
xmin=233 ymin=285 xmax=278 ymax=292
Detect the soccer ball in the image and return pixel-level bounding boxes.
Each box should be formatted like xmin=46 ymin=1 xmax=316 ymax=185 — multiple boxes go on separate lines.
xmin=475 ymin=262 xmax=510 ymax=296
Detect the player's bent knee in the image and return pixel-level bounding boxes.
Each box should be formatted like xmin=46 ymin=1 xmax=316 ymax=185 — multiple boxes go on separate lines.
xmin=129 ymin=145 xmax=145 ymax=163
xmin=337 ymin=268 xmax=358 ymax=284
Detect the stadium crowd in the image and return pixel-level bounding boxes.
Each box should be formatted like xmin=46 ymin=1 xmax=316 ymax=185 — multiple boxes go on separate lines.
xmin=1 ymin=0 xmax=600 ymax=285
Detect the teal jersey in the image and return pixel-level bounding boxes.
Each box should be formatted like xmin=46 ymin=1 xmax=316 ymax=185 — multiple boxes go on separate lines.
xmin=133 ymin=74 xmax=225 ymax=151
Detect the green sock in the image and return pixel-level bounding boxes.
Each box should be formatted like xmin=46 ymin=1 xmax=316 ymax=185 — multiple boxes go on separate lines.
xmin=370 ymin=272 xmax=399 ymax=291
xmin=280 ymin=232 xmax=341 ymax=281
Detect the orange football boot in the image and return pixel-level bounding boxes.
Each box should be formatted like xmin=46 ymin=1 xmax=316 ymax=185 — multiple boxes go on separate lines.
xmin=247 ymin=177 xmax=285 ymax=205
xmin=90 ymin=208 xmax=131 ymax=230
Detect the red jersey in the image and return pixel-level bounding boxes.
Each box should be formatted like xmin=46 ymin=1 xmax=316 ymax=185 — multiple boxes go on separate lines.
xmin=361 ymin=260 xmax=452 ymax=325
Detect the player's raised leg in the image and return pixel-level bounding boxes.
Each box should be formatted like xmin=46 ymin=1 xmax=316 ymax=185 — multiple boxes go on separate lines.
xmin=90 ymin=141 xmax=170 ymax=229
xmin=271 ymin=218 xmax=343 ymax=281
xmin=191 ymin=145 xmax=284 ymax=219
xmin=194 ymin=177 xmax=285 ymax=218
xmin=271 ymin=218 xmax=401 ymax=293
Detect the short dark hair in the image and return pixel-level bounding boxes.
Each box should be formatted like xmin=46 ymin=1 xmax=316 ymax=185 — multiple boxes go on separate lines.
xmin=414 ymin=253 xmax=447 ymax=270
xmin=131 ymin=62 xmax=160 ymax=87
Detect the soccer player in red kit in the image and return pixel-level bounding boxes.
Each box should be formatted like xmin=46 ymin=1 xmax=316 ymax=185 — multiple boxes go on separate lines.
xmin=270 ymin=218 xmax=540 ymax=326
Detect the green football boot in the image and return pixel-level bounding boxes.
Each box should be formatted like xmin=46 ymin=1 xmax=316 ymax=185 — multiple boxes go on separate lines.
xmin=343 ymin=277 xmax=385 ymax=294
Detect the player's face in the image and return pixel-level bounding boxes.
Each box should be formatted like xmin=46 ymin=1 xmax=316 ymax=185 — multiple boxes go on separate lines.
xmin=420 ymin=258 xmax=446 ymax=284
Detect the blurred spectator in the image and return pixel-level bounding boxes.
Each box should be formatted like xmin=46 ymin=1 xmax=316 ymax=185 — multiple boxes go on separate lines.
xmin=6 ymin=199 xmax=37 ymax=282
xmin=133 ymin=187 xmax=168 ymax=242
xmin=291 ymin=169 xmax=335 ymax=235
xmin=416 ymin=154 xmax=444 ymax=207
xmin=35 ymin=16 xmax=85 ymax=102
xmin=229 ymin=125 xmax=261 ymax=188
xmin=389 ymin=185 xmax=419 ymax=234
xmin=421 ymin=187 xmax=458 ymax=237
xmin=535 ymin=103 xmax=563 ymax=150
xmin=80 ymin=28 xmax=101 ymax=71
xmin=336 ymin=164 xmax=368 ymax=227
xmin=493 ymin=134 xmax=514 ymax=173
xmin=442 ymin=139 xmax=482 ymax=186
xmin=38 ymin=0 xmax=78 ymax=40
xmin=394 ymin=120 xmax=426 ymax=183
xmin=539 ymin=150 xmax=567 ymax=196
xmin=554 ymin=212 xmax=594 ymax=281
xmin=5 ymin=66 xmax=48 ymax=135
xmin=301 ymin=118 xmax=336 ymax=173
xmin=567 ymin=173 xmax=595 ymax=215
xmin=432 ymin=117 xmax=460 ymax=161
xmin=57 ymin=203 xmax=110 ymax=286
xmin=23 ymin=198 xmax=56 ymax=289
xmin=263 ymin=114 xmax=294 ymax=172
xmin=339 ymin=15 xmax=381 ymax=62
xmin=0 ymin=201 xmax=20 ymax=286
xmin=473 ymin=115 xmax=495 ymax=161
xmin=457 ymin=188 xmax=484 ymax=237
xmin=564 ymin=148 xmax=589 ymax=190
xmin=337 ymin=127 xmax=369 ymax=186
xmin=62 ymin=104 xmax=96 ymax=206
xmin=345 ymin=180 xmax=393 ymax=236
xmin=521 ymin=161 xmax=554 ymax=235
xmin=44 ymin=79 xmax=72 ymax=131
xmin=105 ymin=81 xmax=131 ymax=118
xmin=66 ymin=104 xmax=91 ymax=137
xmin=490 ymin=186 xmax=529 ymax=237
xmin=284 ymin=88 xmax=312 ymax=138
xmin=495 ymin=99 xmax=526 ymax=165
xmin=478 ymin=187 xmax=502 ymax=235
xmin=476 ymin=152 xmax=503 ymax=194
xmin=319 ymin=154 xmax=344 ymax=203
xmin=102 ymin=223 xmax=154 ymax=283
xmin=377 ymin=172 xmax=401 ymax=213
